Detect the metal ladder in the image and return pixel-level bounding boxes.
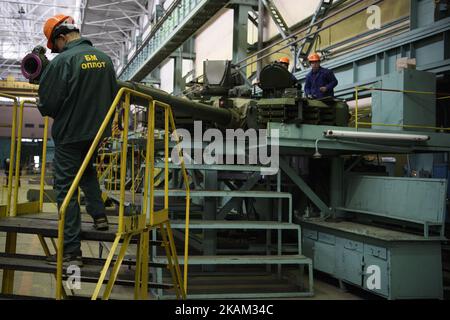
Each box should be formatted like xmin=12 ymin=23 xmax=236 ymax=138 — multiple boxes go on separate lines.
xmin=261 ymin=0 xmax=290 ymax=37
xmin=296 ymin=0 xmax=334 ymax=70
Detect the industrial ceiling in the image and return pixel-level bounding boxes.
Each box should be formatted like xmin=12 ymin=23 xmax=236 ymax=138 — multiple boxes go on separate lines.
xmin=0 ymin=0 xmax=150 ymax=80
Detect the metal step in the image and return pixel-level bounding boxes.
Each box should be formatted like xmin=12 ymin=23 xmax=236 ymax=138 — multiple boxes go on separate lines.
xmin=0 ymin=215 xmax=118 ymax=242
xmin=110 ymin=189 xmax=292 ymax=199
xmin=169 ymin=219 xmax=300 ymax=230
xmin=154 ymin=254 xmax=311 ymax=265
xmin=153 ymin=162 xmax=267 ymax=172
xmin=0 ymin=253 xmax=172 ymax=289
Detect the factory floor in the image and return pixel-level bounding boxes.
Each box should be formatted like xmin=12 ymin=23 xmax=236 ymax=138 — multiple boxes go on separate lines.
xmin=0 ymin=175 xmax=362 ymax=300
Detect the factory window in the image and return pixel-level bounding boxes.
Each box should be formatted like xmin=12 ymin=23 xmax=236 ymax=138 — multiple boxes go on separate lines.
xmin=39 ymin=124 xmax=45 ymax=128
xmin=25 ymin=123 xmax=35 ymax=128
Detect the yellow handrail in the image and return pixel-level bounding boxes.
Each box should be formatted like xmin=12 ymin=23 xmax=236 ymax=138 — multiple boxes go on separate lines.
xmin=55 ymin=87 xmax=190 ymax=299
xmin=39 ymin=117 xmax=49 ymax=212
xmin=117 ymin=92 xmax=130 ymax=234
xmin=12 ymin=100 xmax=36 ymax=217
xmin=168 ymin=108 xmax=190 ymax=294
xmin=0 ymin=93 xmax=18 ymax=217
xmin=0 ymin=96 xmax=36 ymax=294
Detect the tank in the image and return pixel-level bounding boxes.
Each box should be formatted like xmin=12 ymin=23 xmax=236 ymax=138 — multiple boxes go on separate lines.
xmin=21 ymin=52 xmax=349 ymax=130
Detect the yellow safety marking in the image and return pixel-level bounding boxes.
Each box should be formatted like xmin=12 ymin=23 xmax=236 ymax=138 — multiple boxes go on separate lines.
xmin=0 ymin=205 xmax=7 ymax=218
xmin=16 ymin=201 xmax=40 ymax=215
xmin=81 ymin=61 xmax=106 ymax=70
xmin=150 ymin=209 xmax=169 ymax=226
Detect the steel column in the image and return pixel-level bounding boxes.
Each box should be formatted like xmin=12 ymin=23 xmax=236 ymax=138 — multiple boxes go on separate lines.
xmin=232 ymin=4 xmax=252 ymax=64
xmin=279 ymin=158 xmax=333 ymax=218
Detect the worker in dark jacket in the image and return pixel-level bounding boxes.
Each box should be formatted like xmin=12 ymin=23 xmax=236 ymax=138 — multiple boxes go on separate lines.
xmin=304 ymin=53 xmax=338 ymax=99
xmin=277 ymin=57 xmax=301 ymax=90
xmin=38 ymin=14 xmax=118 ymax=267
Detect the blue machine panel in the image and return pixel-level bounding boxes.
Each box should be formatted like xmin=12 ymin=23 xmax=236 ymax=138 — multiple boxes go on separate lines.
xmin=345 ymin=175 xmax=447 ymax=225
xmin=372 ymin=69 xmax=436 ymax=131
xmin=336 ymin=237 xmax=364 ymax=286
xmin=314 ymin=232 xmax=336 ymax=275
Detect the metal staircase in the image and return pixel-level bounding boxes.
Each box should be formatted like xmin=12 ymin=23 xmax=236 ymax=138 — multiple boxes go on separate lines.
xmin=107 ymin=162 xmax=314 ymax=298
xmin=0 ymin=88 xmax=189 ymax=300
xmin=0 ymin=214 xmax=176 ymax=299
xmin=144 ymin=161 xmax=314 ymax=298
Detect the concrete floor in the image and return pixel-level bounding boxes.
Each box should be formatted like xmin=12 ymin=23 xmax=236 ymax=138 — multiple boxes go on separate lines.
xmin=0 ymin=174 xmax=362 ymax=300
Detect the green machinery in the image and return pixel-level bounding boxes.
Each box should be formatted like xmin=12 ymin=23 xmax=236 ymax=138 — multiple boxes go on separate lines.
xmin=20 ymin=50 xmax=449 ymax=299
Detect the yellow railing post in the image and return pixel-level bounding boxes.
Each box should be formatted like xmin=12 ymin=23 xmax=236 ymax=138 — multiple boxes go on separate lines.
xmin=149 ymin=103 xmax=156 ymax=225
xmin=142 ymin=100 xmax=155 ymax=225
xmin=39 ymin=117 xmax=49 ymax=212
xmin=168 ymin=108 xmax=190 ymax=296
xmin=6 ymin=101 xmax=16 ymax=215
xmin=132 ymin=108 xmax=137 ymax=204
xmin=164 ymin=108 xmax=169 ymax=211
xmin=0 ymin=93 xmax=18 ymax=294
xmin=118 ymin=93 xmax=130 ymax=234
xmin=12 ymin=100 xmax=26 ymax=216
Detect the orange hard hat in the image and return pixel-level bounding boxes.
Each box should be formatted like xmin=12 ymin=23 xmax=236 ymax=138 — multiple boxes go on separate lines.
xmin=279 ymin=57 xmax=290 ymax=64
xmin=43 ymin=14 xmax=75 ymax=50
xmin=308 ymin=53 xmax=321 ymax=62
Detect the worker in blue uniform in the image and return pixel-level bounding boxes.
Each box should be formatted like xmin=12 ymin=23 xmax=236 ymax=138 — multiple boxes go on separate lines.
xmin=304 ymin=53 xmax=338 ymax=99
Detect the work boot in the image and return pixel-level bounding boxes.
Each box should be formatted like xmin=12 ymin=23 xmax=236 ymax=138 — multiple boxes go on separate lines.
xmin=46 ymin=252 xmax=83 ymax=268
xmin=93 ymin=215 xmax=109 ymax=231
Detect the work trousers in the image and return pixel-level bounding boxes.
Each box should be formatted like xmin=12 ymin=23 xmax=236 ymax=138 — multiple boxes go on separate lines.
xmin=54 ymin=140 xmax=105 ymax=255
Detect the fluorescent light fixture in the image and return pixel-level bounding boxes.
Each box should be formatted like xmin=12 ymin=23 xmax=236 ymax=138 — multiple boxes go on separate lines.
xmin=323 ymin=130 xmax=430 ymax=142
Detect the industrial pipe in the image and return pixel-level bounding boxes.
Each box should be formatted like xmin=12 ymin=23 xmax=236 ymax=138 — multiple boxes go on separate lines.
xmin=324 ymin=130 xmax=430 ymax=142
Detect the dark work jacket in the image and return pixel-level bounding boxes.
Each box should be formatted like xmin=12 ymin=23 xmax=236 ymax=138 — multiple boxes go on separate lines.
xmin=38 ymin=37 xmax=118 ymax=145
xmin=304 ymin=67 xmax=338 ymax=99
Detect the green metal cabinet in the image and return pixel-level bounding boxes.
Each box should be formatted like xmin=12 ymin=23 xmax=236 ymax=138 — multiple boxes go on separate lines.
xmin=314 ymin=232 xmax=336 ymax=275
xmin=302 ymin=224 xmax=443 ymax=299
xmin=336 ymin=238 xmax=364 ymax=286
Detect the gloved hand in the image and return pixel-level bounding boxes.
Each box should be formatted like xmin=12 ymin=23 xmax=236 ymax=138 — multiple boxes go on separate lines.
xmin=31 ymin=45 xmax=47 ymax=55
xmin=24 ymin=45 xmax=49 ymax=84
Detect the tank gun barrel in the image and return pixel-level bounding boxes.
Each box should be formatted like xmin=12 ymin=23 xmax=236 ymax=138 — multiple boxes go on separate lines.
xmin=117 ymin=81 xmax=240 ymax=128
